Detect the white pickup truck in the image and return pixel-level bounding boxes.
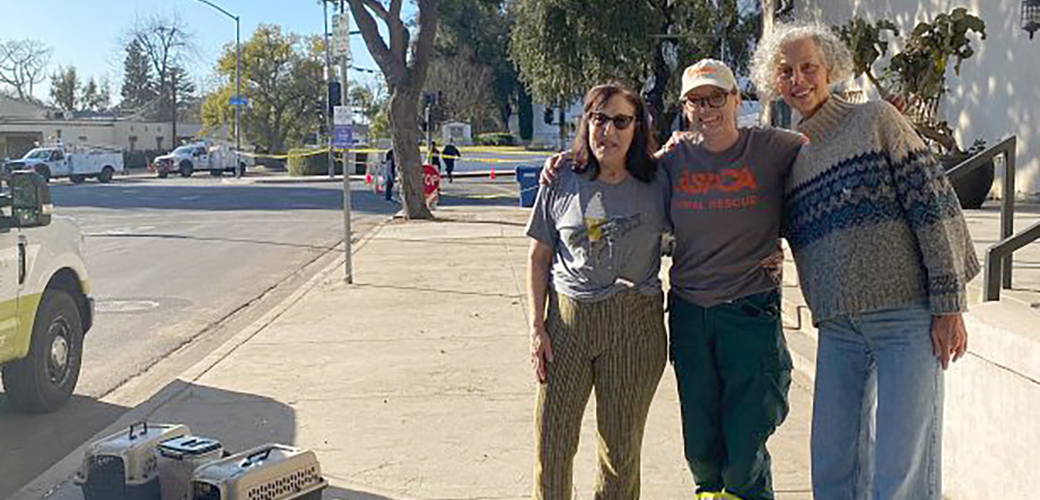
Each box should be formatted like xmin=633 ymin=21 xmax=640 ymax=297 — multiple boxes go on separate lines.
xmin=0 ymin=171 xmax=93 ymax=412
xmin=152 ymin=142 xmax=244 ymax=178
xmin=6 ymin=145 xmax=124 ymax=184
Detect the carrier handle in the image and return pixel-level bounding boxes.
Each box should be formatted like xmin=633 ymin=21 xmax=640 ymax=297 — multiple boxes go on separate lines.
xmin=243 ymin=447 xmax=273 ymax=466
xmin=128 ymin=421 xmax=149 ymax=440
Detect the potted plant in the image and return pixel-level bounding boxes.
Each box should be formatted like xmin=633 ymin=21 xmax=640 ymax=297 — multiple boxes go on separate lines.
xmin=835 ymin=9 xmax=990 ymax=208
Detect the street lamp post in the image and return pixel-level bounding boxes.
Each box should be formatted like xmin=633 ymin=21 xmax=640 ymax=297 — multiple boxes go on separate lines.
xmin=192 ymin=0 xmax=242 ymax=179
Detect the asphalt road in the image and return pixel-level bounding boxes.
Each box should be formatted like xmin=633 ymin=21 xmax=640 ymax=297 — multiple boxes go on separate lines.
xmin=0 ymin=174 xmax=400 ymax=498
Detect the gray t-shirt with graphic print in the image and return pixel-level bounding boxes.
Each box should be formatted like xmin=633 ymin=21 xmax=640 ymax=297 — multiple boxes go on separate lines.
xmin=659 ymin=127 xmax=803 ymax=307
xmin=525 ymin=166 xmax=667 ymax=301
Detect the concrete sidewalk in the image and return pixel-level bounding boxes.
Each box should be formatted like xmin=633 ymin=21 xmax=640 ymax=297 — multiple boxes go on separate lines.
xmin=17 ymin=204 xmax=813 ymax=500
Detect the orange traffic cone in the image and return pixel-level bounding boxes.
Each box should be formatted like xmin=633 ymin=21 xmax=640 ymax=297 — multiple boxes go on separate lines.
xmin=490 ymin=165 xmax=496 ymax=180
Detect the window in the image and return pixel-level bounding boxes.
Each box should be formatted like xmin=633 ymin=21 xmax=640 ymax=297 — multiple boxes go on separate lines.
xmin=78 ymin=136 xmax=88 ymax=142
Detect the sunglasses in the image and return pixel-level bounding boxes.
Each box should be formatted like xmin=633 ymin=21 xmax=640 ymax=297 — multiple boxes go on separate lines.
xmin=682 ymin=91 xmax=730 ymax=110
xmin=588 ymin=112 xmax=636 ymax=130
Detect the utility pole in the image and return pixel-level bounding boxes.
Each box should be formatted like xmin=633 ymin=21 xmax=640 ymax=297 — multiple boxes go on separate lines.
xmin=338 ymin=0 xmax=353 ymax=283
xmin=190 ymin=0 xmax=241 ymax=178
xmin=235 ymin=14 xmax=241 ymax=178
xmin=324 ymin=0 xmax=336 ymax=179
xmin=171 ymin=69 xmax=178 ymax=149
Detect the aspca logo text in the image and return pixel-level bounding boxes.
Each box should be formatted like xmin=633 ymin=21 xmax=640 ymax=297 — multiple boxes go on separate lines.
xmin=674 ymin=167 xmax=758 ymax=195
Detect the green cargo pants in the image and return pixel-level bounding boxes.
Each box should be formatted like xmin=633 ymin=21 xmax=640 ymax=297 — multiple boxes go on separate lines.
xmin=669 ymin=289 xmax=792 ymax=500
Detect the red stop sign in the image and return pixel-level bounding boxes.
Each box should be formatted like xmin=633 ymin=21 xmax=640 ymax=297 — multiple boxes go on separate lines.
xmin=423 ymin=164 xmax=441 ymax=196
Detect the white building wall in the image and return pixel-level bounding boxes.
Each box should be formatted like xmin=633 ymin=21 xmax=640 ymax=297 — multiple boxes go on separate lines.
xmin=509 ymin=101 xmax=584 ymax=150
xmin=800 ymin=0 xmax=1040 ymax=197
xmin=0 ymin=119 xmax=201 ymax=153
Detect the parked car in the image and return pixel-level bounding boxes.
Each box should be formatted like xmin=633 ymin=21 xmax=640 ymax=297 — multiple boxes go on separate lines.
xmin=0 ymin=171 xmax=94 ymax=412
xmin=5 ymin=144 xmax=124 ymax=183
xmin=152 ymin=142 xmax=246 ymax=178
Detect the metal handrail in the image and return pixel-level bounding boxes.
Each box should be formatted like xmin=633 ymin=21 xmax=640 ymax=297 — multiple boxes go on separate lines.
xmin=984 ymin=220 xmax=1040 ymax=301
xmin=943 ymin=136 xmax=1020 ymax=301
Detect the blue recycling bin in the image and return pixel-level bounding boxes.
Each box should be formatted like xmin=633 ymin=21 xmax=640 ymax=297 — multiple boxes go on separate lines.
xmin=516 ymin=165 xmax=543 ymax=208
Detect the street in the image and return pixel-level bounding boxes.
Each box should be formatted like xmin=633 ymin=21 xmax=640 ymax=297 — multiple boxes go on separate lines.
xmin=0 ymin=174 xmax=396 ymax=498
xmin=427 ymin=148 xmax=552 ymax=175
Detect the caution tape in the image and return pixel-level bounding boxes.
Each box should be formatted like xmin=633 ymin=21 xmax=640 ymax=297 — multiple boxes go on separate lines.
xmin=238 ymin=146 xmax=553 ymax=165
xmin=238 ymin=148 xmax=387 ymax=160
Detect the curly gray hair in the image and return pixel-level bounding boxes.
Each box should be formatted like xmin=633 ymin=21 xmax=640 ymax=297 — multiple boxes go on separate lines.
xmin=750 ymin=21 xmax=855 ymax=102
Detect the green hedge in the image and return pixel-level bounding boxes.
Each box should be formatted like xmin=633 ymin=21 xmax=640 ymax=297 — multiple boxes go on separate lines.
xmin=474 ymin=132 xmax=516 ymax=146
xmin=123 ymin=150 xmax=164 ymax=169
xmin=286 ymin=149 xmax=370 ymax=176
xmin=288 ymin=148 xmax=340 ymax=176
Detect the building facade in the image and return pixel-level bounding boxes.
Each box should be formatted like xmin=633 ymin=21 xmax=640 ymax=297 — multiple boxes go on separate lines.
xmin=0 ymin=95 xmax=201 ymax=159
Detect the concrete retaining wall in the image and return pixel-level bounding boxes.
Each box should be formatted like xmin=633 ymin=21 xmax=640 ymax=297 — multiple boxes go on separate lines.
xmin=944 ymin=301 xmax=1040 ymax=500
xmin=780 ymin=283 xmax=1040 ymax=499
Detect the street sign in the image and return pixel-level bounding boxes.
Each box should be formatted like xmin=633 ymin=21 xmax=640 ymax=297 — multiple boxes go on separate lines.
xmin=229 ymin=95 xmax=248 ymax=106
xmin=333 ymin=124 xmax=353 ymax=148
xmin=333 ymin=105 xmax=352 ymax=125
xmin=332 ymin=13 xmax=351 ymax=58
xmin=423 ymin=164 xmax=440 ymax=208
xmin=333 ymin=105 xmax=353 ymax=148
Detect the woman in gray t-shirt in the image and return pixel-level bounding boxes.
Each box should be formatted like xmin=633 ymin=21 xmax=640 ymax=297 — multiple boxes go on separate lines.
xmin=525 ymin=83 xmax=668 ymax=499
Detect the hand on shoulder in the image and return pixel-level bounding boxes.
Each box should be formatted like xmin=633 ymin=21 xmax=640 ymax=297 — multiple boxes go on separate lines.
xmin=654 ymin=131 xmax=698 ymax=159
xmin=540 ymin=151 xmax=574 ymax=185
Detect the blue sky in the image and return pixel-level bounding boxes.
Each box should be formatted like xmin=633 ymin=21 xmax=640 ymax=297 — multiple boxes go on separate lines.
xmin=0 ymin=0 xmax=383 ymax=103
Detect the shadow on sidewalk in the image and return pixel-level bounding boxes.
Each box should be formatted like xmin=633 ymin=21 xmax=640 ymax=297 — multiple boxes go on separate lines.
xmin=135 ymin=380 xmax=298 ymax=460
xmin=324 ymin=486 xmax=400 ymax=500
xmin=0 ymin=395 xmax=126 ymax=499
xmin=0 ymin=380 xmax=299 ymax=500
xmin=438 ymin=193 xmax=519 ymax=208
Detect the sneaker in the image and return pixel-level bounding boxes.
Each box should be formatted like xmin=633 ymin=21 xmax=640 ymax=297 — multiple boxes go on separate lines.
xmin=696 ymin=493 xmax=722 ymax=500
xmin=718 ymin=492 xmax=743 ymax=500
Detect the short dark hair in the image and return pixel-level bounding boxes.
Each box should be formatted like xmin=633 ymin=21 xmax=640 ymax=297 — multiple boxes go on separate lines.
xmin=570 ymin=83 xmax=658 ymax=183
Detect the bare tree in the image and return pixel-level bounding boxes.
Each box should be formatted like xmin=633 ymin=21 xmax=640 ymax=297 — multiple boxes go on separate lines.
xmin=425 ymin=46 xmax=500 ymax=133
xmin=0 ymin=39 xmax=52 ymax=101
xmin=346 ymin=0 xmax=439 ymax=220
xmin=126 ymin=13 xmax=196 ymax=146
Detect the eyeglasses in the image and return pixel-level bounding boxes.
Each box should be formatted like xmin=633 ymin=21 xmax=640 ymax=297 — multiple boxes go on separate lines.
xmin=682 ymin=91 xmax=730 ymax=110
xmin=588 ymin=112 xmax=636 ymax=130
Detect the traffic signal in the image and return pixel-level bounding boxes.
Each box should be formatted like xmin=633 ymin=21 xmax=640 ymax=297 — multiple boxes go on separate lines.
xmin=422 ymin=91 xmax=438 ymax=108
xmin=328 ymin=81 xmax=342 ymax=118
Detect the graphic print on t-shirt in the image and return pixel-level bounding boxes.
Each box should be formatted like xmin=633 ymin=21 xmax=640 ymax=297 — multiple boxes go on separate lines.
xmin=673 ymin=164 xmax=760 ymax=211
xmin=584 ymin=192 xmax=607 ymax=242
xmin=566 ymin=191 xmax=643 ymax=264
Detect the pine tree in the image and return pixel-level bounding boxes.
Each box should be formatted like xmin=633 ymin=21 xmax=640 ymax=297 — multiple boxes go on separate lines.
xmin=158 ymin=64 xmax=195 ymax=120
xmin=120 ymin=39 xmax=156 ymax=113
xmin=50 ymin=65 xmax=79 ymax=111
xmin=81 ymin=77 xmax=111 ymax=111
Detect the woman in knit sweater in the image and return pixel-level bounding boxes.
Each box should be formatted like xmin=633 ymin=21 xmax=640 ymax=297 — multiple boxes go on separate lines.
xmin=750 ymin=23 xmax=980 ymax=500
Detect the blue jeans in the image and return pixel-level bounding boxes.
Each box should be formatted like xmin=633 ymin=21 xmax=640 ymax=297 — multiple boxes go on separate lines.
xmin=812 ymin=304 xmax=943 ymax=500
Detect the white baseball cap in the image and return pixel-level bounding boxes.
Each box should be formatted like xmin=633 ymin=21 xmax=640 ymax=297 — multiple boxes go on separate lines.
xmin=680 ymin=59 xmax=738 ymax=98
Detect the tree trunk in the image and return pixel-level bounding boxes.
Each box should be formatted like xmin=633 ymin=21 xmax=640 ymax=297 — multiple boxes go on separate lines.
xmin=389 ymin=89 xmax=433 ymax=219
xmin=645 ymin=41 xmax=672 ymax=143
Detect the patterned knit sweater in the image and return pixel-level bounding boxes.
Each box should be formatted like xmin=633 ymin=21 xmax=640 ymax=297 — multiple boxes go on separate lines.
xmin=784 ymin=96 xmax=980 ymax=323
